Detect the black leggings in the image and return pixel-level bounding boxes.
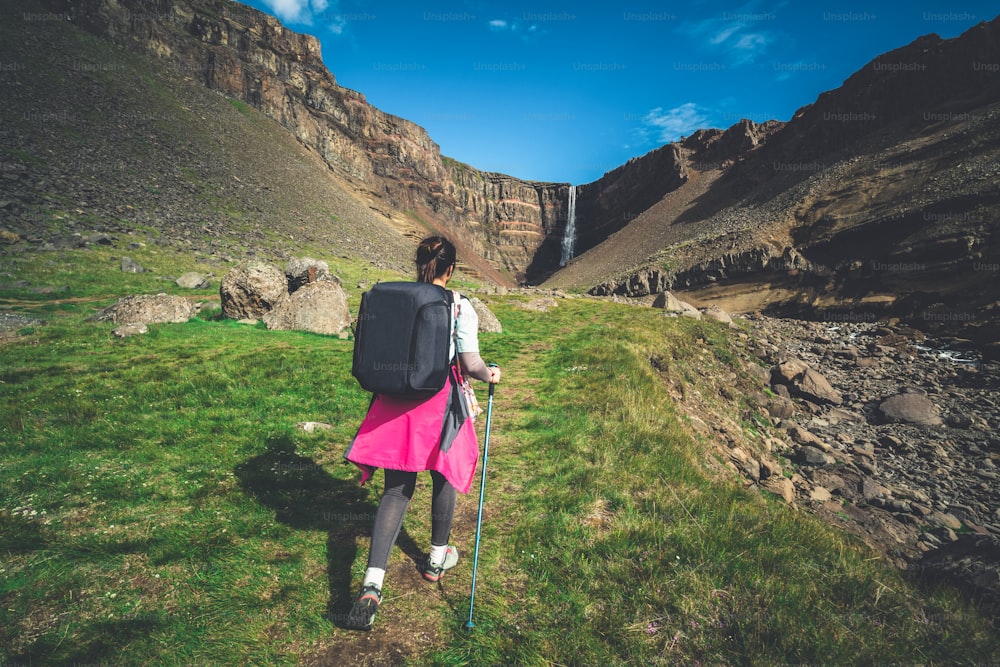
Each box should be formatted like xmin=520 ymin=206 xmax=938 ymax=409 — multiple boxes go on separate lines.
xmin=367 ymin=469 xmax=457 ymax=570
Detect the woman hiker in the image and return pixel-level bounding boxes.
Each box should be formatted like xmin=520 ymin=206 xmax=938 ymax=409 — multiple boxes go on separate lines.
xmin=343 ymin=236 xmax=501 ymax=631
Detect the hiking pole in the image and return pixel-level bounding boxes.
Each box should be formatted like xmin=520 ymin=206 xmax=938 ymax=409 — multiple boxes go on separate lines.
xmin=466 ymin=364 xmax=498 ymax=630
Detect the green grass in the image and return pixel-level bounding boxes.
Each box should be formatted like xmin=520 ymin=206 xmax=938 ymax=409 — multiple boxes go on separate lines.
xmin=1 ymin=251 xmax=997 ymax=665
xmin=228 ymin=98 xmax=252 ymax=115
xmin=427 ymin=302 xmax=998 ymax=665
xmin=1 ymin=310 xmax=369 ymax=664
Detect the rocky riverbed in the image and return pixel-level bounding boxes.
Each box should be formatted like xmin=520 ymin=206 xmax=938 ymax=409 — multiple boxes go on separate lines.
xmin=738 ymin=314 xmax=1000 ymax=613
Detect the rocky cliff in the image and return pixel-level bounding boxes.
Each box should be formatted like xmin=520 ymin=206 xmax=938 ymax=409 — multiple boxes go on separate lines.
xmin=442 ymin=163 xmax=569 ymax=282
xmin=559 ymin=118 xmax=786 ymax=275
xmin=549 ymin=17 xmax=1000 ymax=355
xmin=40 ymin=0 xmax=571 ymax=284
xmin=18 ymin=0 xmax=1000 ymax=320
xmin=573 ymin=143 xmax=687 ymax=257
xmin=551 ymin=116 xmax=785 ymax=294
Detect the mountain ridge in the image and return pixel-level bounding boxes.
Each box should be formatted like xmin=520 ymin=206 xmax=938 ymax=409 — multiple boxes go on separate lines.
xmin=0 ymin=0 xmax=422 ymax=276
xmin=545 ymin=16 xmax=1000 ymax=355
xmin=36 ymin=0 xmax=573 ymax=284
xmin=5 ymin=0 xmax=999 ymax=353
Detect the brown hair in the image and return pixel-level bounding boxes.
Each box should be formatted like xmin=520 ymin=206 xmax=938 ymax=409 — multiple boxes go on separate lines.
xmin=415 ymin=236 xmax=457 ymax=283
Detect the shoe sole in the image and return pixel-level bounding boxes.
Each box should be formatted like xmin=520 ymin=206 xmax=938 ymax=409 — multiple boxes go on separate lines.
xmin=345 ymin=594 xmax=380 ymax=630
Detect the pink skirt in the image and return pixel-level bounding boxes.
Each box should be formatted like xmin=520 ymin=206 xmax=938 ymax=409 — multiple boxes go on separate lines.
xmin=344 ymin=367 xmax=480 ymax=493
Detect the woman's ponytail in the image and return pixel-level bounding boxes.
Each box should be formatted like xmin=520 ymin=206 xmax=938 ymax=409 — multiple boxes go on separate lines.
xmin=416 ymin=236 xmax=457 ymax=283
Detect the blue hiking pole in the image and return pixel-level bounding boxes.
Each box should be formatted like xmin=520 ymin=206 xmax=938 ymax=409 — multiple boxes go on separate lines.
xmin=466 ymin=364 xmax=498 ymax=630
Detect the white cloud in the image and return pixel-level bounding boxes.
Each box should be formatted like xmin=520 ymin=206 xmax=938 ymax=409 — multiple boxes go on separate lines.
xmin=262 ymin=0 xmax=312 ymax=24
xmin=735 ymin=32 xmax=770 ymax=52
xmin=487 ymin=17 xmax=544 ymax=40
xmin=710 ymin=25 xmax=740 ymax=45
xmin=261 ymin=0 xmax=342 ymax=30
xmin=679 ymin=2 xmax=778 ymax=65
xmin=642 ymin=103 xmax=710 ymax=143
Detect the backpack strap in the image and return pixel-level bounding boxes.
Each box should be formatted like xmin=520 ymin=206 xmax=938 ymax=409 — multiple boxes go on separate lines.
xmin=450 ymin=290 xmax=461 ymax=371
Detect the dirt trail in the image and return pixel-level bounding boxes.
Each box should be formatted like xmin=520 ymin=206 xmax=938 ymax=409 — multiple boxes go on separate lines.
xmin=301 ymin=342 xmax=539 ymax=665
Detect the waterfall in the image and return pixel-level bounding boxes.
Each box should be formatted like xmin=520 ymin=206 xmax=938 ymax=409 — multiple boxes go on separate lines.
xmin=560 ymin=184 xmax=576 ymax=266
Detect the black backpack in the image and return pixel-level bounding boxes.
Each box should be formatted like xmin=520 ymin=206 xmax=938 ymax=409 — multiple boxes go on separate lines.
xmin=351 ymin=282 xmax=454 ymax=398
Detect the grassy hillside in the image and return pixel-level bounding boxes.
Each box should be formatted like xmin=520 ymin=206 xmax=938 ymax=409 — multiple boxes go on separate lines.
xmin=1 ymin=2 xmax=997 ymax=664
xmin=2 ymin=252 xmax=997 ymax=665
xmin=0 ymin=0 xmax=417 ymax=272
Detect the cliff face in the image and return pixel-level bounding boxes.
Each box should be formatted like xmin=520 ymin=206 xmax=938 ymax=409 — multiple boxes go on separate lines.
xmin=43 ymin=0 xmax=569 ymax=284
xmin=27 ymin=0 xmax=1000 ymax=326
xmin=559 ymin=17 xmax=1000 ymax=353
xmin=574 ymin=144 xmax=687 ymax=258
xmin=1 ymin=0 xmax=427 ymax=270
xmin=681 ymin=119 xmax=784 ymax=169
xmin=566 ymin=119 xmax=786 ymax=265
xmin=443 ymin=165 xmax=568 ymax=282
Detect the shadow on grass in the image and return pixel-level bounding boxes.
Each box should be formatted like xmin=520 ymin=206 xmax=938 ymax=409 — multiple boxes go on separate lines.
xmin=9 ymin=617 xmax=168 ymax=666
xmin=233 ymin=435 xmax=423 ymax=628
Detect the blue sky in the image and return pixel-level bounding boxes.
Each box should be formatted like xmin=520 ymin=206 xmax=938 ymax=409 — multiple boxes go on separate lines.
xmin=239 ymin=0 xmax=997 ymax=185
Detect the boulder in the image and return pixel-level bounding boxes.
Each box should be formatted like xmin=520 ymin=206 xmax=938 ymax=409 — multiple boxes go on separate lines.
xmin=120 ymin=256 xmax=146 ymax=273
xmin=930 ymin=511 xmax=963 ymax=531
xmin=758 ymin=456 xmax=784 ymax=480
xmin=746 ymin=362 xmax=772 ymax=386
xmin=797 ymin=445 xmax=835 ymax=466
xmin=467 ymin=296 xmax=502 ymax=333
xmin=51 ymin=234 xmax=86 ymax=249
xmin=772 ymin=358 xmax=809 ymax=385
xmin=765 ymin=395 xmax=797 ymax=419
xmin=945 ymin=411 xmax=974 ymax=429
xmin=263 ymin=280 xmax=350 ymax=335
xmin=878 ymin=393 xmax=942 ymax=426
xmin=652 ymin=291 xmax=701 ymax=319
xmin=0 ymin=312 xmax=43 ymax=331
xmin=796 ymin=367 xmax=844 ymax=405
xmin=728 ymin=446 xmax=761 ymax=481
xmin=87 ymin=233 xmax=115 ymax=246
xmin=810 ymin=486 xmax=833 ymax=502
xmin=762 ymin=476 xmax=796 ymax=503
xmin=220 ymin=260 xmax=288 ymax=320
xmin=93 ymin=293 xmax=196 ymax=325
xmin=702 ymin=305 xmax=734 ymax=326
xmin=176 ymin=272 xmax=212 ymax=289
xmin=861 ymin=477 xmax=886 ymax=501
xmin=285 ymin=257 xmax=335 ymax=292
xmin=810 ymin=470 xmax=852 ymax=499
xmin=785 ymin=422 xmax=832 ymax=452
xmin=771 ymin=358 xmax=842 ymax=405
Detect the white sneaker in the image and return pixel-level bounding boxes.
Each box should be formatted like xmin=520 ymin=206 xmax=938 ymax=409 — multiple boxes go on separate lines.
xmin=421 ymin=545 xmax=459 ymax=582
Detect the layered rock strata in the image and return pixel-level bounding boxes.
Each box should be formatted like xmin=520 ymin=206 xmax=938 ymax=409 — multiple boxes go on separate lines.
xmin=41 ymin=0 xmax=571 ymax=284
